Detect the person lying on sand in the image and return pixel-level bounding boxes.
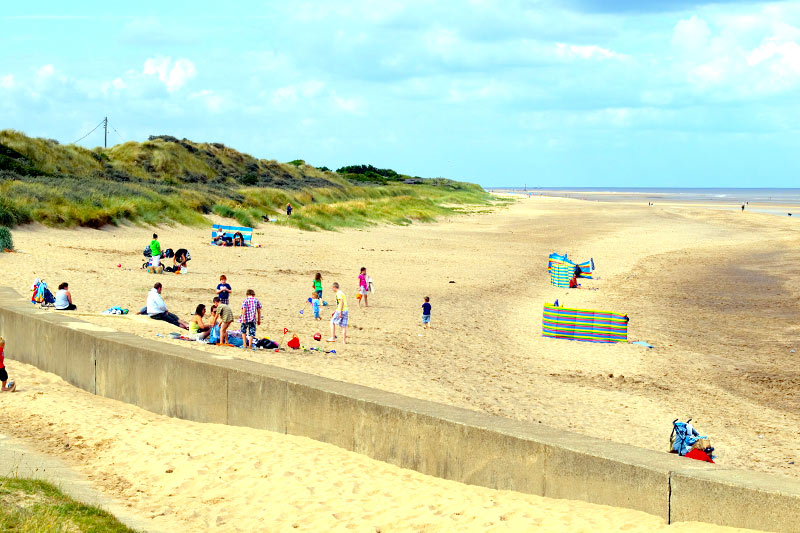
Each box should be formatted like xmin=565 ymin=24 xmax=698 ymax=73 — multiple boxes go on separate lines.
xmin=146 ymin=282 xmax=188 ymax=330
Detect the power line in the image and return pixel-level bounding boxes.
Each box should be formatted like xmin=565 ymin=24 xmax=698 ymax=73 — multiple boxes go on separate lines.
xmin=70 ymin=119 xmax=106 ymax=145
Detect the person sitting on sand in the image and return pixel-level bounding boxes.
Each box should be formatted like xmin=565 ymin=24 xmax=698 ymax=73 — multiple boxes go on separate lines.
xmin=54 ymin=282 xmax=77 ymax=311
xmin=233 ymin=232 xmax=245 ymax=247
xmin=146 ymin=282 xmax=188 ymax=329
xmin=188 ymin=304 xmax=211 ymax=341
xmin=569 ymin=274 xmax=580 ymax=289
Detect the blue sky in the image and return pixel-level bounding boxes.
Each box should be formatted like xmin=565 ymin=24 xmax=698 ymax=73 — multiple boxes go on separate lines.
xmin=2 ymin=1 xmax=800 ymax=187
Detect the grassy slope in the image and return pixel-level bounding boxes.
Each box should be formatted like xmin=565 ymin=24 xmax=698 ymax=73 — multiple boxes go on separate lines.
xmin=0 ymin=477 xmax=135 ymax=532
xmin=0 ymin=130 xmax=493 ymax=230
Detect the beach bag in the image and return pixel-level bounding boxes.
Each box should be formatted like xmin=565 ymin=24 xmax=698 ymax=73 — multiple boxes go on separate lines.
xmin=256 ymin=338 xmax=279 ymax=349
xmin=208 ymin=325 xmax=220 ymax=344
xmin=143 ymin=246 xmax=152 ymax=258
xmin=163 ymin=248 xmax=174 ymax=259
xmin=42 ymin=288 xmax=56 ymax=306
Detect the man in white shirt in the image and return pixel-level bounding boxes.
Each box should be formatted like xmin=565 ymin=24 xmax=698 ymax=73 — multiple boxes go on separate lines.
xmin=146 ymin=282 xmax=188 ymax=329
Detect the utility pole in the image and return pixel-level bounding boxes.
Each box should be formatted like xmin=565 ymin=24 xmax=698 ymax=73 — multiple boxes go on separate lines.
xmin=103 ymin=116 xmax=108 ymax=148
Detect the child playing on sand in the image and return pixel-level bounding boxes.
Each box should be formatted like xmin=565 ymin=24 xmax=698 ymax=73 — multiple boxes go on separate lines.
xmin=0 ymin=337 xmax=15 ymax=392
xmin=239 ymin=289 xmax=262 ymax=349
xmin=312 ymin=291 xmax=321 ymax=320
xmin=421 ymin=296 xmax=432 ymax=329
xmin=328 ymin=282 xmax=348 ymax=344
xmin=216 ymin=275 xmax=232 ymax=305
xmin=212 ymin=296 xmax=234 ymax=345
xmin=313 ymin=273 xmax=323 ymax=302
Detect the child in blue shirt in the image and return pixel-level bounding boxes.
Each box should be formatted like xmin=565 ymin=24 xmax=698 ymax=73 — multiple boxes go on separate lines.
xmin=312 ymin=291 xmax=321 ymax=320
xmin=216 ymin=275 xmax=232 ymax=305
xmin=421 ymin=296 xmax=431 ymax=329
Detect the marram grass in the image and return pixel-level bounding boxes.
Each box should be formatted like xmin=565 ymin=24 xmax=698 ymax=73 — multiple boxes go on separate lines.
xmin=1 ymin=129 xmax=493 ymax=231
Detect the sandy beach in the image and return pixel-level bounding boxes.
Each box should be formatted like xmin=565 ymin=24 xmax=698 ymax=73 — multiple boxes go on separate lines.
xmin=2 ymin=195 xmax=799 ymax=529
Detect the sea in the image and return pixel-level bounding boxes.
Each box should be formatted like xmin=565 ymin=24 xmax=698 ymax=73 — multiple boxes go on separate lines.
xmin=489 ymin=187 xmax=800 ymax=217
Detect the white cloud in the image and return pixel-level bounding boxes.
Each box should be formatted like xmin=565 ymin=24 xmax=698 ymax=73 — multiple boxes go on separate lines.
xmin=271 ymin=80 xmax=325 ymax=106
xmin=36 ymin=64 xmax=55 ymax=79
xmin=143 ymin=57 xmax=196 ymax=92
xmin=672 ymin=16 xmax=712 ymax=56
xmin=0 ymin=74 xmax=13 ymax=89
xmin=555 ymin=43 xmax=627 ymax=61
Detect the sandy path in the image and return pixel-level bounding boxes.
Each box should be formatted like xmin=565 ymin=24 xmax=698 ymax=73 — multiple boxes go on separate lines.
xmin=0 ymin=362 xmax=754 ymax=532
xmin=1 ymin=197 xmax=799 ymax=482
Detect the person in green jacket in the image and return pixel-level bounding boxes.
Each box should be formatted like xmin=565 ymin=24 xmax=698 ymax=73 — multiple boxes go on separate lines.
xmin=150 ymin=233 xmax=162 ymax=266
xmin=313 ymin=272 xmax=323 ymax=302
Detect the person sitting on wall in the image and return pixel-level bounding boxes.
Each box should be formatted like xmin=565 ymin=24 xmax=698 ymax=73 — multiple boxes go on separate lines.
xmin=146 ymin=282 xmax=188 ymax=329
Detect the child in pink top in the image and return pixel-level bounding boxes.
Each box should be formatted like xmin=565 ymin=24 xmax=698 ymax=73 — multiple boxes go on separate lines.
xmin=358 ymin=267 xmax=369 ymax=308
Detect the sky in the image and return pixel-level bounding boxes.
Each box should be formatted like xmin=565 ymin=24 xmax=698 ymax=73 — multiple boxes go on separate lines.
xmin=2 ymin=1 xmax=800 ymax=187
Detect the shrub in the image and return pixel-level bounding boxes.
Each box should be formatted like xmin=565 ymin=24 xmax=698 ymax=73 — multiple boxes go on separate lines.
xmin=0 ymin=226 xmax=12 ymax=250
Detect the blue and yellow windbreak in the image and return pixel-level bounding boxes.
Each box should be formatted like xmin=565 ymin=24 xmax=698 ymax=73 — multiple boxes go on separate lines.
xmin=542 ymin=303 xmax=627 ymax=343
xmin=548 ymin=253 xmax=594 ymax=287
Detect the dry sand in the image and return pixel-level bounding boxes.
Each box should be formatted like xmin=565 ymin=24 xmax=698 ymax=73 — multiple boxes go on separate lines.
xmin=0 ymin=361 xmax=752 ymax=532
xmin=1 ymin=196 xmax=799 ymax=529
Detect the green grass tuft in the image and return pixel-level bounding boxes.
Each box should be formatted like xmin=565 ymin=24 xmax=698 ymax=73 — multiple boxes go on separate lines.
xmin=0 ymin=477 xmax=136 ymax=532
xmin=0 ymin=226 xmax=12 ymax=250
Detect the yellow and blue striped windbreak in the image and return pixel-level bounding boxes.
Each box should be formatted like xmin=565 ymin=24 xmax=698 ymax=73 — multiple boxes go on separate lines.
xmin=548 ymin=253 xmax=594 ymax=287
xmin=542 ymin=303 xmax=628 ymax=343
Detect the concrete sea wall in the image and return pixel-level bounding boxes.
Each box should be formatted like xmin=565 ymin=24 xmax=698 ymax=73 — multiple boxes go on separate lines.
xmin=1 ymin=287 xmax=798 ymax=531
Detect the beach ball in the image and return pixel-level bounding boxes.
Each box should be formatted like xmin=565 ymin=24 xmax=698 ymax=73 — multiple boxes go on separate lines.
xmin=117 ymin=264 xmax=121 ymax=267
xmin=313 ymin=333 xmax=322 ymax=341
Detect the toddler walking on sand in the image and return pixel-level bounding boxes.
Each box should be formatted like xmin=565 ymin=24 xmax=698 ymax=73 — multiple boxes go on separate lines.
xmin=421 ymin=296 xmax=432 ymax=329
xmin=312 ymin=291 xmax=321 ymax=320
xmin=0 ymin=337 xmax=16 ymax=392
xmin=216 ymin=275 xmax=232 ymax=305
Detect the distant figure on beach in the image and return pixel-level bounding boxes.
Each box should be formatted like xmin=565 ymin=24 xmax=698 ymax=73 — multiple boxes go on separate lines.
xmin=742 ymin=204 xmax=745 ymax=212
xmin=569 ymin=274 xmax=580 ymax=289
xmin=146 ymin=282 xmax=188 ymax=329
xmin=239 ymin=289 xmax=262 ymax=349
xmin=286 ymin=203 xmax=293 ymax=216
xmin=313 ymin=272 xmax=323 ymax=302
xmin=149 ymin=233 xmax=161 ymax=267
xmin=0 ymin=337 xmax=16 ymax=392
xmin=212 ymin=296 xmax=234 ymax=345
xmin=328 ymin=282 xmax=348 ymax=344
xmin=54 ymin=282 xmax=77 ymax=311
xmin=188 ymin=304 xmax=211 ymax=341
xmin=421 ymin=296 xmax=431 ymax=329
xmin=358 ymin=267 xmax=369 ymax=307
xmin=233 ymin=232 xmax=245 ymax=247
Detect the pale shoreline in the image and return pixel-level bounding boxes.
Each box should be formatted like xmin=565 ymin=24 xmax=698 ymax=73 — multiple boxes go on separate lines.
xmin=2 ymin=195 xmax=798 ymax=530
